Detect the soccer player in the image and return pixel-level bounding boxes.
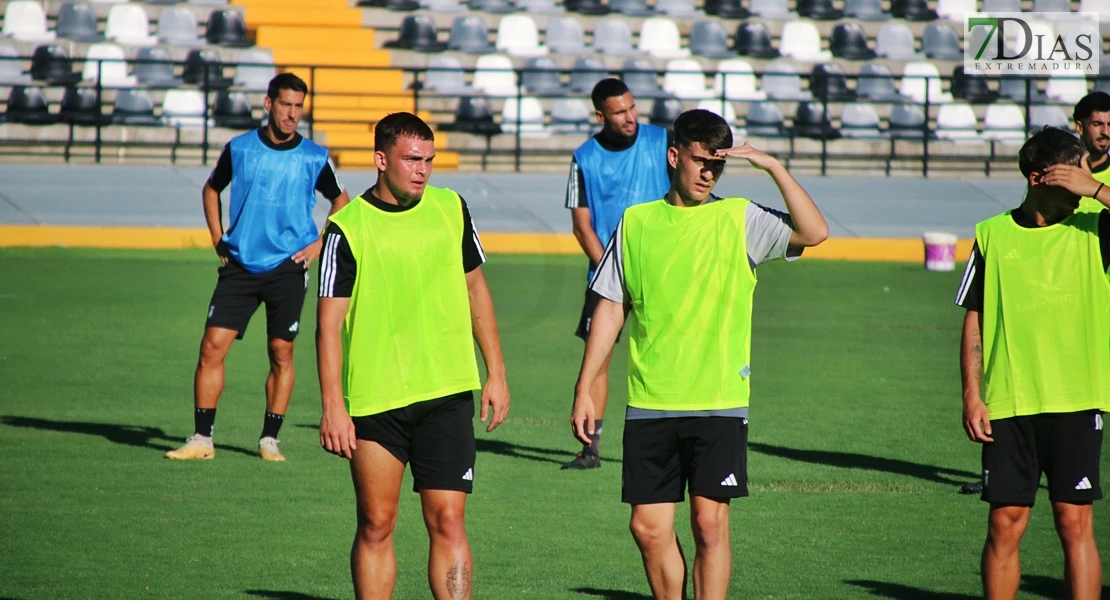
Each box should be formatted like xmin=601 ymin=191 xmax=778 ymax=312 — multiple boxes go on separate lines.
xmin=562 ymin=78 xmax=671 ymax=470
xmin=166 ymin=73 xmax=350 ymax=462
xmin=1073 ymin=91 xmax=1110 ymax=213
xmin=316 ymin=112 xmax=510 ymax=600
xmin=571 ymin=109 xmax=828 ymax=600
xmin=955 ymin=127 xmax=1107 ymax=600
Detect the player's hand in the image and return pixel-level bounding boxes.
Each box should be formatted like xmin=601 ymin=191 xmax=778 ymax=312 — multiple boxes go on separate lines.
xmin=480 ymin=374 xmax=510 ymax=433
xmin=963 ymin=398 xmax=993 ymax=443
xmin=715 ymin=141 xmax=782 ymax=173
xmin=293 ymin=238 xmax=323 ymax=268
xmin=320 ymin=406 xmax=358 ymax=459
xmin=213 ymin=238 xmax=228 ymax=266
xmin=570 ymin=391 xmax=595 ymax=446
xmin=1041 ymin=153 xmax=1098 ymax=197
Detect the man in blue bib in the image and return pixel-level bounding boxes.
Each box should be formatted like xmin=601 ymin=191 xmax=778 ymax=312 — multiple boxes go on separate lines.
xmin=562 ymin=78 xmax=672 ymax=470
xmin=166 ymin=73 xmax=350 ymax=462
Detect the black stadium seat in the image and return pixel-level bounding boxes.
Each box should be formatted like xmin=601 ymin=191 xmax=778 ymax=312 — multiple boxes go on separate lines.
xmin=794 ymin=102 xmax=840 ymax=140
xmin=830 ymin=23 xmax=876 ymax=60
xmin=735 ymin=22 xmax=779 ymax=59
xmin=205 ymin=10 xmax=250 ymax=47
xmin=444 ymin=97 xmax=501 ymax=135
xmin=951 ymin=66 xmax=998 ymax=104
xmin=565 ymin=0 xmax=611 ymax=15
xmin=798 ymin=0 xmax=843 ymax=20
xmin=6 ymin=86 xmax=57 ymax=125
xmin=29 ymin=45 xmax=80 ymax=85
xmin=810 ymin=63 xmax=856 ymax=102
xmin=59 ymin=86 xmax=103 ymax=125
xmin=112 ymin=89 xmax=161 ymax=126
xmin=383 ymin=16 xmax=447 ymax=52
xmin=891 ymin=0 xmax=937 ymax=21
xmin=182 ymin=49 xmax=232 ymax=88
xmin=213 ymin=91 xmax=257 ymax=130
xmin=649 ymin=98 xmax=684 ymax=130
xmin=705 ymin=0 xmax=749 ymax=18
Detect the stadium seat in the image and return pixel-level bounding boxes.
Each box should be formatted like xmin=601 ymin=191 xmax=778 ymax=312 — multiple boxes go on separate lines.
xmin=112 ymin=88 xmax=160 ymax=125
xmin=840 ymin=103 xmax=883 ymax=138
xmin=1079 ymin=0 xmax=1110 ymax=21
xmin=746 ymin=101 xmax=786 ymax=137
xmin=2 ymin=1 xmax=55 ymax=43
xmin=638 ymin=18 xmax=689 ymax=59
xmin=565 ymin=0 xmax=610 ymax=15
xmin=496 ymin=14 xmax=547 ymax=57
xmin=936 ymin=103 xmax=980 ymax=140
xmin=420 ymin=0 xmax=467 ymax=12
xmin=936 ymin=0 xmax=974 ymax=21
xmin=522 ymin=56 xmax=565 ymax=95
xmin=663 ymin=59 xmax=713 ymax=99
xmin=649 ymin=97 xmax=684 ymax=129
xmin=696 ymin=99 xmax=739 ymax=127
xmin=234 ymin=49 xmax=275 ymax=92
xmin=162 ymin=89 xmax=207 ymax=127
xmin=922 ymin=24 xmax=963 ymax=60
xmin=135 ymin=47 xmax=182 ymax=87
xmin=751 ymin=0 xmax=795 ymax=19
xmin=158 ymin=6 xmax=202 ymax=46
xmin=845 ymin=0 xmax=889 ymax=20
xmin=91 ymin=0 xmax=128 ymax=3
xmin=705 ymin=0 xmax=749 ymax=18
xmin=794 ymin=102 xmax=839 ymax=139
xmin=1046 ymin=75 xmax=1089 ymax=104
xmin=621 ymin=59 xmax=666 ymax=98
xmin=468 ymin=0 xmax=514 ymax=12
xmin=0 ymin=45 xmax=32 ymax=85
xmin=183 ymin=48 xmax=232 ymax=88
xmin=984 ymin=103 xmax=1026 ymax=140
xmin=448 ymin=16 xmax=493 ymax=54
xmin=763 ymin=60 xmax=812 ymax=101
xmin=713 ymin=58 xmax=767 ymax=101
xmin=1030 ymin=105 xmax=1069 ymax=129
xmin=57 ymin=3 xmax=103 ymax=42
xmin=999 ymin=75 xmax=1047 ymax=103
xmin=831 ymin=23 xmax=876 ymax=60
xmin=889 ymin=103 xmax=928 ymax=138
xmin=982 ymin=0 xmax=1020 ymax=11
xmin=857 ymin=63 xmax=904 ymax=101
xmin=213 ymin=91 xmax=255 ymax=129
xmin=501 ymin=96 xmax=547 ymax=134
xmin=656 ymin=0 xmax=702 ymax=18
xmin=29 ymin=45 xmax=80 ymax=85
xmin=798 ymin=0 xmax=843 ymax=20
xmin=876 ymin=22 xmax=921 ymax=61
xmin=951 ymin=66 xmax=997 ymax=103
xmin=7 ymin=85 xmax=56 ymax=124
xmin=384 ymin=16 xmax=446 ymax=52
xmin=690 ymin=21 xmax=734 ymax=58
xmin=472 ymin=53 xmax=518 ymax=96
xmin=547 ymin=17 xmax=588 ymax=55
xmin=424 ymin=55 xmax=470 ymax=94
xmin=550 ymin=98 xmax=593 ymax=133
xmin=206 ymin=10 xmax=249 ymax=47
xmin=592 ymin=18 xmax=636 ymax=55
xmin=891 ymin=0 xmax=937 ymax=20
xmin=569 ymin=57 xmax=607 ymax=93
xmin=515 ymin=0 xmax=563 ymax=14
xmin=105 ymin=3 xmax=157 ymax=46
xmin=190 ymin=0 xmax=230 ymax=5
xmin=59 ymin=86 xmax=103 ymax=125
xmin=735 ymin=22 xmax=779 ymax=58
xmin=780 ymin=22 xmax=831 ymax=62
xmin=900 ymin=62 xmax=953 ymax=104
xmin=1032 ymin=0 xmax=1069 ymax=13
xmin=810 ymin=63 xmax=856 ymax=102
xmin=610 ymin=0 xmax=655 ymax=16
xmin=82 ymin=42 xmax=137 ymax=87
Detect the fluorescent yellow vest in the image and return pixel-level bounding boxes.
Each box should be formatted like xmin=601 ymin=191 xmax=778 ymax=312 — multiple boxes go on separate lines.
xmin=976 ymin=210 xmax=1110 ymax=419
xmin=1077 ymin=165 xmax=1110 ymax=213
xmin=328 ymin=186 xmax=480 ymax=417
xmin=621 ymin=198 xmax=757 ymax=411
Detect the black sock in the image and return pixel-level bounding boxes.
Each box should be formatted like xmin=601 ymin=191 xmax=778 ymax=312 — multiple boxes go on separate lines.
xmin=586 ymin=419 xmax=603 ymax=458
xmin=194 ymin=408 xmax=216 ymax=438
xmin=261 ymin=412 xmax=285 ymax=440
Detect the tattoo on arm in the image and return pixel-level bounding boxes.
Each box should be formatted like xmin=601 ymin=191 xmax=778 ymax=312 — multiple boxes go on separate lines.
xmin=446 ymin=563 xmax=470 ymax=599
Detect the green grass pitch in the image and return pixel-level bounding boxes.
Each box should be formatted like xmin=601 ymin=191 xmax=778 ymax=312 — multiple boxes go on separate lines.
xmin=0 ymin=248 xmax=1106 ymax=599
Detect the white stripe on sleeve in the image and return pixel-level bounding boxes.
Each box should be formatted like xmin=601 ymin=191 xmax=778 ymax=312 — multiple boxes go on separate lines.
xmin=319 ymin=233 xmax=340 ymax=297
xmin=954 ymin=250 xmax=977 ymax=306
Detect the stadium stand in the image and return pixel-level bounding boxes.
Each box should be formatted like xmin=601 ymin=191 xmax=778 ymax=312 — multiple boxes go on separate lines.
xmin=56 ymin=2 xmax=102 ymax=42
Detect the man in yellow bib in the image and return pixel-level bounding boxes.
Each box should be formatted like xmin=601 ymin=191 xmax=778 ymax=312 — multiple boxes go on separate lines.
xmin=956 ymin=127 xmax=1107 ymax=600
xmin=315 ymin=112 xmax=510 ymax=600
xmin=1073 ymin=91 xmax=1110 ymax=214
xmin=571 ymin=109 xmax=828 ymax=600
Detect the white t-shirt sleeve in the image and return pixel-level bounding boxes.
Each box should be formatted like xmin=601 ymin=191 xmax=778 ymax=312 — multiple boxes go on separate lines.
xmin=588 ymin=217 xmax=625 ymax=304
xmin=745 ymin=202 xmax=802 ymax=266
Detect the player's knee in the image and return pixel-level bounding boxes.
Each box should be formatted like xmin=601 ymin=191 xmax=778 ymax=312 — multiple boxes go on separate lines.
xmin=198 ymin=336 xmax=229 ymax=365
xmin=267 ymin=343 xmax=294 ymax=370
xmin=356 ymin=507 xmax=398 ymax=545
xmin=691 ymin=511 xmax=727 ymax=550
xmin=987 ymin=509 xmax=1028 ymax=546
xmin=629 ymin=514 xmax=670 ymax=548
xmin=425 ymin=504 xmax=468 ymax=544
xmin=1053 ymin=506 xmax=1093 ymax=544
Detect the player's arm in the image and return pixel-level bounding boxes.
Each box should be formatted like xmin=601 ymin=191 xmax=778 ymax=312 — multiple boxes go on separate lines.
xmin=572 ymin=208 xmax=605 ymax=266
xmin=317 ymin=224 xmax=358 ymax=459
xmin=960 ymin=309 xmax=992 ymax=443
xmin=1042 ymin=153 xmax=1110 ymax=206
xmin=572 ymin=297 xmax=624 ymax=445
xmin=466 ymin=267 xmax=510 ymax=433
xmin=203 ymin=146 xmax=233 ymax=265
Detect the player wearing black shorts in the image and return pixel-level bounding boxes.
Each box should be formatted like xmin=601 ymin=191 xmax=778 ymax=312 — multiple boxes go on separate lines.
xmin=165 ymin=73 xmax=350 ymax=462
xmin=316 ymin=113 xmax=509 ymax=600
xmin=956 ymin=127 xmax=1107 ymax=599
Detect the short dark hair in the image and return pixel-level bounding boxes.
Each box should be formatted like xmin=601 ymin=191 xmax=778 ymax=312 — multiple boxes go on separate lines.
xmin=1073 ymin=91 xmax=1110 ymax=122
xmin=1018 ymin=126 xmax=1085 ymax=178
xmin=672 ymin=109 xmax=733 ymax=153
xmin=266 ymin=73 xmax=308 ymax=100
xmin=590 ymin=78 xmax=631 ymax=111
xmin=374 ymin=112 xmax=434 ymax=152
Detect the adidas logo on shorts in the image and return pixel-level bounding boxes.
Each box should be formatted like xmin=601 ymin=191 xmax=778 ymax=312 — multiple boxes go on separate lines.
xmin=721 ymin=473 xmax=739 ymax=487
xmin=1076 ymin=477 xmax=1093 ymax=491
xmin=288 ymin=322 xmax=299 ymax=333
xmin=462 ymin=468 xmax=473 ymax=481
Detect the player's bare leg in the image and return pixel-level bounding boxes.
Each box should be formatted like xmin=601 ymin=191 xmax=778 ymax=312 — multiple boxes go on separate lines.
xmin=631 ymin=503 xmax=687 ymax=600
xmin=194 ymin=326 xmax=238 ymax=410
xmin=982 ymin=504 xmax=1029 ymax=600
xmin=1052 ymin=501 xmax=1102 ymax=600
xmin=690 ymin=496 xmax=731 ymax=600
xmin=265 ymin=337 xmax=295 ymax=415
xmin=350 ymin=441 xmax=405 ymax=600
xmin=420 ymin=489 xmax=472 ymax=600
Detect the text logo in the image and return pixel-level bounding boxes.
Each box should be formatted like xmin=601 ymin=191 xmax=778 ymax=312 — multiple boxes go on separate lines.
xmin=964 ymin=13 xmax=1099 ymax=76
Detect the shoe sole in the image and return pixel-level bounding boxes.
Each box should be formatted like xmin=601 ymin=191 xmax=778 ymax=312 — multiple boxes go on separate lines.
xmin=259 ymin=453 xmax=286 ymax=462
xmin=164 ymin=451 xmax=214 ymax=460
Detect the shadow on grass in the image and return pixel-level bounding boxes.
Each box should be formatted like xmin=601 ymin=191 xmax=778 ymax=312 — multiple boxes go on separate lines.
xmin=0 ymin=416 xmax=257 ymax=457
xmin=572 ymin=587 xmax=652 ymax=599
xmin=245 ymin=591 xmax=337 ymax=600
xmin=749 ymin=442 xmax=976 ymax=486
xmin=1021 ymin=574 xmax=1110 ymax=599
xmin=846 ymin=580 xmax=978 ymax=599
xmin=476 ymin=438 xmax=622 ymax=466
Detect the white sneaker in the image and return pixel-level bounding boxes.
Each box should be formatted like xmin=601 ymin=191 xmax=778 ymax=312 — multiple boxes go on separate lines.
xmin=165 ymin=434 xmax=215 ymax=460
xmin=258 ymin=436 xmax=285 ymax=462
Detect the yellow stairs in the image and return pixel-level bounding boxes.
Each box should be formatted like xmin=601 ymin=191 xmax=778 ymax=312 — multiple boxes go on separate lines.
xmin=231 ymin=0 xmax=459 ymax=170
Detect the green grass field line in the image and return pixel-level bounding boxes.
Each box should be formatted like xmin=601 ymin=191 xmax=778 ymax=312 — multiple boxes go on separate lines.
xmin=0 ymin=249 xmax=1106 ymax=599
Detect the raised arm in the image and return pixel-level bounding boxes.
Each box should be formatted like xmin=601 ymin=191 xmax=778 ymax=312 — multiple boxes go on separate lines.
xmin=317 ymin=296 xmax=357 ymax=458
xmin=571 ymin=297 xmax=625 ymax=444
xmin=961 ymin=309 xmax=992 ymax=443
xmin=466 ymin=267 xmax=510 ymax=432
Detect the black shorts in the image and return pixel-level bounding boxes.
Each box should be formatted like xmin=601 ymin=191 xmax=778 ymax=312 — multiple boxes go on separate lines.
xmin=574 ymin=289 xmax=627 ymax=341
xmin=622 ymin=417 xmax=749 ymax=504
xmin=352 ymin=391 xmax=476 ymax=494
xmin=981 ymin=410 xmax=1104 ymax=505
xmin=205 ymin=257 xmax=309 ymax=341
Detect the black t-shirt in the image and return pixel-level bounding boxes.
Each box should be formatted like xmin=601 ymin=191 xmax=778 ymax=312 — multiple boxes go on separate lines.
xmin=955 ymin=208 xmax=1110 ymax=312
xmin=318 ymin=188 xmax=486 ymax=298
xmin=207 ymin=128 xmax=345 ymax=200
